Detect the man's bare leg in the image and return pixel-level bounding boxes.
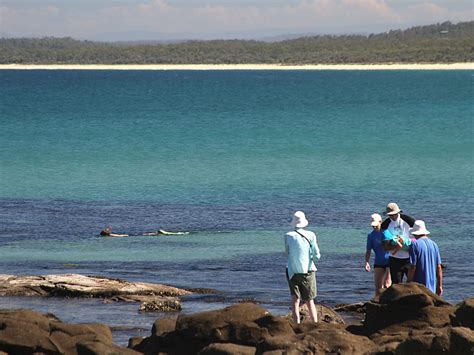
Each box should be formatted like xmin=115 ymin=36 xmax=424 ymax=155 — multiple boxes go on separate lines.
xmin=291 ymin=296 xmax=301 ymax=324
xmin=305 ymin=299 xmax=318 ymax=323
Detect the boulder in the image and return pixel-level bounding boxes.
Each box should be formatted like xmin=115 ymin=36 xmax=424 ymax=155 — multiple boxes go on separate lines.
xmin=363 ymin=283 xmax=454 ymax=334
xmin=257 ymin=324 xmax=376 ymax=355
xmin=151 ymin=317 xmax=178 ymax=337
xmin=286 ymin=303 xmax=345 ymax=324
xmin=370 ymin=327 xmax=450 ymax=354
xmin=452 ymin=298 xmax=474 ymax=329
xmin=139 ymin=300 xmax=182 ymax=312
xmin=449 ymin=327 xmax=474 ymax=355
xmin=129 ymin=292 xmax=474 ymax=355
xmin=130 ymin=303 xmax=370 ymax=355
xmin=0 ymin=308 xmax=138 ymax=355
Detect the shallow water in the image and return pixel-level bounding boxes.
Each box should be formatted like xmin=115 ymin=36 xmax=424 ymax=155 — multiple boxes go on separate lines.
xmin=0 ymin=70 xmax=472 ymax=345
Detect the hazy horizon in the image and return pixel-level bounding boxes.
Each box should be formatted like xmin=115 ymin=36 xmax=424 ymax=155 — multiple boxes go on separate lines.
xmin=0 ymin=21 xmax=466 ymax=43
xmin=1 ymin=1 xmax=472 ymax=42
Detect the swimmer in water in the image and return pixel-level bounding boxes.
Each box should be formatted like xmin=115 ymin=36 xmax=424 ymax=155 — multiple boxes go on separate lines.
xmin=100 ymin=227 xmax=129 ymax=237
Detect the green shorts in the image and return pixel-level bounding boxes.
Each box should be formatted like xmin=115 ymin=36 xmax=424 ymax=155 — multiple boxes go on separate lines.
xmin=286 ymin=269 xmax=317 ymax=301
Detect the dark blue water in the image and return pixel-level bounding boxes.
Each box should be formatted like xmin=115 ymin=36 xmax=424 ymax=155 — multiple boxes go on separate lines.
xmin=0 ymin=70 xmax=472 ymax=345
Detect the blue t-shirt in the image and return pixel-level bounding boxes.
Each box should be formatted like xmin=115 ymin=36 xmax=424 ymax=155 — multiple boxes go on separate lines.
xmin=409 ymin=237 xmax=441 ymax=293
xmin=366 ymin=230 xmax=390 ymax=266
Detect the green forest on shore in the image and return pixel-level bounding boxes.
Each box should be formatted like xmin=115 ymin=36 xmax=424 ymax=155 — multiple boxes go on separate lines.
xmin=1 ymin=21 xmax=473 ymax=65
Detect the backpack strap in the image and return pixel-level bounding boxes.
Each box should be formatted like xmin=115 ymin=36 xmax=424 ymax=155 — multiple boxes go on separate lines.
xmin=295 ymin=229 xmax=315 ymax=272
xmin=295 ymin=229 xmax=312 ymax=245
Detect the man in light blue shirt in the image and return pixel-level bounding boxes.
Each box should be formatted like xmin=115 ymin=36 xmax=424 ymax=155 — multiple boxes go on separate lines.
xmin=285 ymin=211 xmax=321 ymax=323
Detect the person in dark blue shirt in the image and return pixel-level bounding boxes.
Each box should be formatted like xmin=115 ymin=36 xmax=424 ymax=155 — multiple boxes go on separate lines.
xmin=365 ymin=213 xmax=391 ymax=295
xmin=408 ymin=220 xmax=443 ymax=295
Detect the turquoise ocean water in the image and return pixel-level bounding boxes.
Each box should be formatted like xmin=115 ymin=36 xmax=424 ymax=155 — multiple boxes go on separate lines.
xmin=0 ymin=70 xmax=473 ymax=344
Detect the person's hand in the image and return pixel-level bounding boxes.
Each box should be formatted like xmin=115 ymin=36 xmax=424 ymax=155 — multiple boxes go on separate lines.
xmin=396 ymin=235 xmax=405 ymax=247
xmin=436 ymin=285 xmax=443 ymax=296
xmin=365 ymin=262 xmax=371 ymax=272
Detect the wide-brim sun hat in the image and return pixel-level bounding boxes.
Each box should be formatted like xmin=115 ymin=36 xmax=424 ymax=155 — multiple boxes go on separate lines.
xmin=384 ymin=202 xmax=402 ymax=216
xmin=370 ymin=213 xmax=382 ymax=226
xmin=410 ymin=220 xmax=430 ymax=236
xmin=291 ymin=211 xmax=309 ymax=228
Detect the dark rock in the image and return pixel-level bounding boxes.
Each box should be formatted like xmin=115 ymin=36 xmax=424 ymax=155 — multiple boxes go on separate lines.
xmin=452 ymin=298 xmax=474 ymax=329
xmin=175 ymin=303 xmax=269 ymax=340
xmin=128 ymin=288 xmax=473 ymax=355
xmin=378 ymin=283 xmax=449 ymax=306
xmin=363 ymin=283 xmax=454 ymax=334
xmin=76 ymin=341 xmax=138 ymax=355
xmin=0 ymin=308 xmax=138 ymax=355
xmin=449 ymin=327 xmax=474 ymax=355
xmin=128 ymin=336 xmax=145 ymax=349
xmin=151 ymin=317 xmax=178 ymax=336
xmin=139 ymin=300 xmax=182 ymax=313
xmin=199 ymin=342 xmax=256 ymax=354
xmin=335 ymin=302 xmax=367 ymax=313
xmin=255 ymin=315 xmax=294 ymax=337
xmin=371 ymin=327 xmax=451 ymax=355
xmin=131 ymin=303 xmax=370 ymax=355
xmin=129 ymin=317 xmax=176 ymax=353
xmin=131 ymin=303 xmax=271 ymax=354
xmin=256 ymin=325 xmax=376 ymax=354
xmin=285 ymin=303 xmax=345 ymax=324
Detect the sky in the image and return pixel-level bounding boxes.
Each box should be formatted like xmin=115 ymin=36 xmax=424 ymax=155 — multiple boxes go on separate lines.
xmin=0 ymin=0 xmax=472 ymax=41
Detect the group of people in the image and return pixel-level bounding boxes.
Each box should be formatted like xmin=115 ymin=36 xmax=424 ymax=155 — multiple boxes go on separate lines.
xmin=284 ymin=202 xmax=443 ymax=324
xmin=365 ymin=202 xmax=442 ymax=296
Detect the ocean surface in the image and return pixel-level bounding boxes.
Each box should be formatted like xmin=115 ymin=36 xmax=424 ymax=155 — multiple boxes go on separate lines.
xmin=0 ymin=70 xmax=473 ymax=345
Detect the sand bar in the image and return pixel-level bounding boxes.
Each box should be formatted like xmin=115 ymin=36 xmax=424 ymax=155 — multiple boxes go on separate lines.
xmin=0 ymin=63 xmax=473 ymax=70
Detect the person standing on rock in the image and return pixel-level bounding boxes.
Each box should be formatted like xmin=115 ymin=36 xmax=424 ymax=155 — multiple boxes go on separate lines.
xmin=285 ymin=211 xmax=321 ymax=323
xmin=365 ymin=213 xmax=391 ymax=295
xmin=408 ymin=220 xmax=443 ymax=296
xmin=381 ymin=202 xmax=415 ymax=284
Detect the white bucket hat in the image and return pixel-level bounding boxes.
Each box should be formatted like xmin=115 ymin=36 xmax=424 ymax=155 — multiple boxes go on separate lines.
xmin=370 ymin=213 xmax=382 ymax=226
xmin=291 ymin=211 xmax=309 ymax=228
xmin=410 ymin=220 xmax=430 ymax=236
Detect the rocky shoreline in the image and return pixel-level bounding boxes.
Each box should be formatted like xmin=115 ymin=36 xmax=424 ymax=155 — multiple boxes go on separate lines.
xmin=0 ymin=277 xmax=472 ymax=354
xmin=0 ymin=274 xmax=192 ymax=313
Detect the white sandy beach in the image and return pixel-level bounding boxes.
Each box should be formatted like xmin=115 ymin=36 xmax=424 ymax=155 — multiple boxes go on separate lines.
xmin=0 ymin=63 xmax=473 ymax=70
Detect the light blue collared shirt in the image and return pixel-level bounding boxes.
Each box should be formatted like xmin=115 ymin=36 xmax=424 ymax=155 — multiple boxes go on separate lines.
xmin=285 ymin=228 xmax=321 ymax=280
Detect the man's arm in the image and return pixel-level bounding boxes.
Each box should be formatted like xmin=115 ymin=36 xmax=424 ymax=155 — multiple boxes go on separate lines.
xmin=381 ymin=218 xmax=390 ymax=231
xmin=436 ymin=264 xmax=443 ymax=296
xmin=312 ymin=237 xmax=321 ymax=261
xmin=407 ymin=265 xmax=416 ymax=282
xmin=401 ymin=214 xmax=415 ymax=227
xmin=408 ymin=244 xmax=417 ymax=282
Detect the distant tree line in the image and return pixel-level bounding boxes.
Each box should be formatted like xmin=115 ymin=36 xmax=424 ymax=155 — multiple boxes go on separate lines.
xmin=1 ymin=21 xmax=473 ymax=64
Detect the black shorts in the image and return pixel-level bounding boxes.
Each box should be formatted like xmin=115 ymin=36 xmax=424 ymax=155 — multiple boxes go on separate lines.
xmin=389 ymin=257 xmax=410 ymax=284
xmin=374 ymin=264 xmax=389 ymax=269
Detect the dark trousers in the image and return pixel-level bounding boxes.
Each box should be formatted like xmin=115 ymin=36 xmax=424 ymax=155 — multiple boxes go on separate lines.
xmin=389 ymin=257 xmax=410 ymax=284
